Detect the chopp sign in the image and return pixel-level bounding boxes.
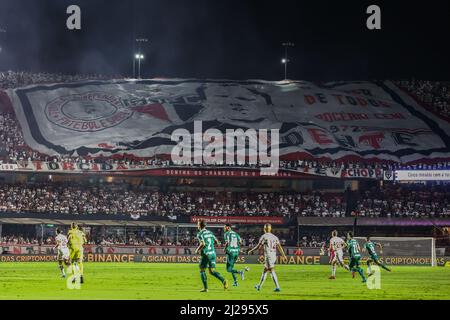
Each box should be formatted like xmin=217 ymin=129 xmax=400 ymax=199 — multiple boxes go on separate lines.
xmin=395 ymin=170 xmax=450 ymax=181
xmin=342 ymin=168 xmax=384 ymax=179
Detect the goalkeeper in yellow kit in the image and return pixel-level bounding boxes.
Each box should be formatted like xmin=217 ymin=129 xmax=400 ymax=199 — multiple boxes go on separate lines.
xmin=67 ymin=223 xmax=87 ymax=283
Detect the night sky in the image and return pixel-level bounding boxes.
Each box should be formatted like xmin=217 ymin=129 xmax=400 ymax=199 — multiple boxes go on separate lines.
xmin=0 ymin=0 xmax=449 ymax=80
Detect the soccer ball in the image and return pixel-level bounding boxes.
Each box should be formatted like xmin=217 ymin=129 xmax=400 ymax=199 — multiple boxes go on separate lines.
xmin=244 ymin=266 xmax=250 ymax=272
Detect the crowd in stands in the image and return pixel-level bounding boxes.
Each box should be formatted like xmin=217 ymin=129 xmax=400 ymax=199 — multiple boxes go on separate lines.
xmin=94 ymin=231 xmax=313 ymax=247
xmin=297 ymin=235 xmax=327 ymax=248
xmin=356 ymin=183 xmax=450 ymax=218
xmin=0 ymin=111 xmax=28 ymax=160
xmin=395 ymin=80 xmax=450 ymax=120
xmin=0 ymin=230 xmax=298 ymax=247
xmin=0 ymin=182 xmax=345 ymax=218
xmin=93 ymin=233 xmax=289 ymax=247
xmin=0 ymin=234 xmax=41 ymax=245
xmin=0 ymin=70 xmax=118 ymax=89
xmin=0 ymin=229 xmax=342 ymax=249
xmin=0 ymin=182 xmax=449 ymax=218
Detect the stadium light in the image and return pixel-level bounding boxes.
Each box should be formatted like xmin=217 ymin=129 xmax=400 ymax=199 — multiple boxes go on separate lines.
xmin=133 ymin=37 xmax=149 ymax=79
xmin=282 ymin=42 xmax=295 ymax=80
xmin=134 ymin=53 xmax=145 ymax=79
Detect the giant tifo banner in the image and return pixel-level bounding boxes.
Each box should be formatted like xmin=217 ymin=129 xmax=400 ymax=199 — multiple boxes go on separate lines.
xmin=6 ymin=79 xmax=450 ymax=163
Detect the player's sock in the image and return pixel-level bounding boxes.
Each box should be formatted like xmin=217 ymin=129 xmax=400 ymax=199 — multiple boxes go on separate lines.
xmin=357 ymin=268 xmax=366 ymax=281
xmin=231 ymin=271 xmax=237 ymax=284
xmin=270 ymin=271 xmax=280 ymax=289
xmin=65 ymin=263 xmax=71 ymax=276
xmin=200 ymin=271 xmax=208 ymax=290
xmin=79 ymin=261 xmax=84 ymax=275
xmin=59 ymin=264 xmax=65 ymax=276
xmin=211 ymin=270 xmax=225 ymax=283
xmin=74 ymin=263 xmax=80 ymax=275
xmin=258 ymin=271 xmax=268 ymax=288
xmin=332 ymin=265 xmax=336 ymax=277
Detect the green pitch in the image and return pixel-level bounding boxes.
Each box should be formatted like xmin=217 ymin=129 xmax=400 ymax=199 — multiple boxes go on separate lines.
xmin=0 ymin=262 xmax=449 ymax=300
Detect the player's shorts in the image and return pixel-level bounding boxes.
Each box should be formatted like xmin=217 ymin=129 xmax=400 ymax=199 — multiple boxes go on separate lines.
xmin=264 ymin=254 xmax=277 ymax=269
xmin=226 ymin=252 xmax=239 ymax=270
xmin=199 ymin=253 xmax=217 ymax=269
xmin=368 ymin=254 xmax=379 ymax=263
xmin=349 ymin=255 xmax=362 ymax=270
xmin=57 ymin=248 xmax=70 ymax=261
xmin=70 ymin=247 xmax=82 ymax=262
xmin=330 ymin=250 xmax=344 ymax=264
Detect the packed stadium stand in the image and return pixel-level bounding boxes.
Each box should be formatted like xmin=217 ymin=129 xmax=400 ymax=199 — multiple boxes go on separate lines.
xmin=0 ymin=182 xmax=448 ymax=218
xmin=395 ymin=80 xmax=450 ymax=120
xmin=0 ymin=71 xmax=449 ymax=256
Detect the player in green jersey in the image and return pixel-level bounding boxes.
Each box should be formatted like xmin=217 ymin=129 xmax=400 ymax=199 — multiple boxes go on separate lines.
xmin=195 ymin=219 xmax=229 ymax=292
xmin=223 ymin=224 xmax=247 ymax=286
xmin=346 ymin=231 xmax=367 ymax=283
xmin=363 ymin=236 xmax=391 ymax=275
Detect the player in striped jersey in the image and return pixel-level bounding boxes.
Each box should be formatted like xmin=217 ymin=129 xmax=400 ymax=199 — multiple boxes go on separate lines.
xmin=248 ymin=224 xmax=287 ymax=292
xmin=329 ymin=230 xmax=350 ymax=279
xmin=54 ymin=228 xmax=71 ymax=278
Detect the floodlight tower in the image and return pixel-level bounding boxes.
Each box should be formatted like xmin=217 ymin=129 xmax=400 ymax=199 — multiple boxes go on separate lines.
xmin=281 ymin=42 xmax=295 ymax=80
xmin=135 ymin=53 xmax=144 ymax=79
xmin=133 ymin=37 xmax=148 ymax=79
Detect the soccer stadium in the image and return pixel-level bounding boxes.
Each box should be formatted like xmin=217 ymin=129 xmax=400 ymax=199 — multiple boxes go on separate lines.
xmin=0 ymin=1 xmax=449 ymax=303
